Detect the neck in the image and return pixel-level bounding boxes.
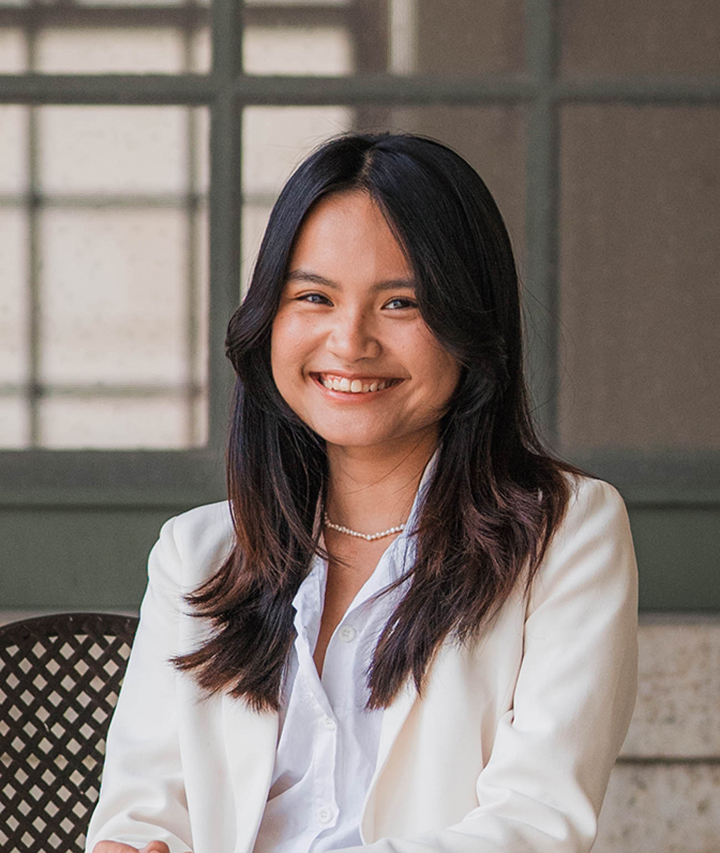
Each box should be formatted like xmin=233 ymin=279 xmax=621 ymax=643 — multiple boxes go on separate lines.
xmin=325 ymin=428 xmax=438 ymax=534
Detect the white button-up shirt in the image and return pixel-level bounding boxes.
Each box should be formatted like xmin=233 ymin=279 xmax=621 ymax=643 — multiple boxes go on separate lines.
xmin=252 ymin=463 xmax=434 ymax=853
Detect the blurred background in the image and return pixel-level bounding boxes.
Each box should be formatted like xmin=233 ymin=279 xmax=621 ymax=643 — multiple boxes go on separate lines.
xmin=0 ymin=0 xmax=718 ymax=849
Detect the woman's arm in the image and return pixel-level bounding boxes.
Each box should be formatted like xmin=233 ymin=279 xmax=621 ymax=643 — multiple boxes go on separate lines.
xmin=341 ymin=477 xmax=639 ymax=853
xmin=85 ymin=517 xmax=195 ymax=853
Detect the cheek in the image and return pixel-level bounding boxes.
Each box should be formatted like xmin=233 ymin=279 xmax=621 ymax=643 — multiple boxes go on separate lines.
xmin=270 ymin=313 xmax=321 ymax=407
xmin=415 ymin=329 xmax=461 ymax=399
xmin=271 ymin=315 xmax=303 ymax=376
xmin=270 ymin=319 xmax=295 ymax=402
xmin=432 ymin=355 xmax=462 ymax=404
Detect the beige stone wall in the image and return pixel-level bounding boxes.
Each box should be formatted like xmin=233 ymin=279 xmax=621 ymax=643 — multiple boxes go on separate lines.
xmin=595 ymin=616 xmax=720 ymax=852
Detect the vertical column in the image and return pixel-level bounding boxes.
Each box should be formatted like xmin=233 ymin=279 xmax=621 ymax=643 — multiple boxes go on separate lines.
xmin=26 ymin=6 xmax=40 ymax=447
xmin=388 ymin=0 xmax=417 ymax=75
xmin=350 ymin=0 xmax=389 ymax=131
xmin=208 ymin=0 xmax=244 ymax=450
xmin=524 ymin=0 xmax=559 ymax=446
xmin=182 ymin=6 xmax=200 ymax=447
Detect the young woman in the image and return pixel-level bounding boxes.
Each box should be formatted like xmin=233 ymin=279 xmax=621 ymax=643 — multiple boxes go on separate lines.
xmin=87 ymin=133 xmax=638 ymax=853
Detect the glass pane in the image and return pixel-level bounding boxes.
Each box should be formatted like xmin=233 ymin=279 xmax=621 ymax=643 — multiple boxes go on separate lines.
xmin=194 ymin=204 xmax=210 ymax=394
xmin=242 ymin=204 xmax=273 ymax=289
xmin=5 ymin=4 xmax=209 ymax=73
xmin=560 ymin=0 xmax=720 ymax=76
xmin=192 ymin=25 xmax=211 ymax=74
xmin=39 ymin=397 xmax=192 ymax=449
xmin=36 ymin=28 xmax=183 ymax=74
xmin=242 ymin=0 xmax=524 ymax=75
xmin=245 ymin=26 xmax=352 ymax=75
xmin=0 ymin=210 xmax=29 ymax=386
xmin=559 ymin=106 xmax=720 ymax=450
xmin=194 ymin=107 xmax=210 ymax=195
xmin=0 ymin=105 xmax=27 ymax=194
xmin=0 ymin=28 xmax=26 ymax=72
xmin=243 ymin=106 xmax=353 ymax=288
xmin=247 ymin=0 xmax=350 ymax=5
xmin=1 ymin=105 xmax=209 ymax=450
xmin=38 ymin=106 xmax=187 ymax=195
xmin=244 ymin=106 xmax=353 ymax=198
xmin=74 ymin=0 xmax=187 ymax=6
xmin=40 ymin=208 xmax=187 ymax=386
xmin=242 ymin=106 xmax=525 ymax=288
xmin=0 ymin=398 xmax=29 ymax=449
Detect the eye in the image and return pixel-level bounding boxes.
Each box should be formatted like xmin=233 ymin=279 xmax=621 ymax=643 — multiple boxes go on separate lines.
xmin=383 ymin=296 xmax=418 ymax=310
xmin=297 ymin=292 xmax=333 ymax=306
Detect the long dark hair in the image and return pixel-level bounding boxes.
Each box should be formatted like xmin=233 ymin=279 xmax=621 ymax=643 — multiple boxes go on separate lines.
xmin=175 ymin=132 xmax=578 ymax=711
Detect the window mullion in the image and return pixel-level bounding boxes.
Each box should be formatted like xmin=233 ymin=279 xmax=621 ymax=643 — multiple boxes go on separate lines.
xmin=524 ymin=0 xmax=560 ymax=446
xmin=207 ymin=0 xmax=244 ymax=449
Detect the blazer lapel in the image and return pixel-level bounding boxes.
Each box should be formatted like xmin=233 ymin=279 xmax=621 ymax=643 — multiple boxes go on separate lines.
xmin=361 ymin=677 xmax=418 ymax=842
xmin=377 ymin=678 xmax=417 ymax=768
xmin=221 ymin=693 xmax=279 ymax=853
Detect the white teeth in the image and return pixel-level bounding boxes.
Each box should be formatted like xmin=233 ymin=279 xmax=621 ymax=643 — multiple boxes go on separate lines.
xmin=319 ymin=375 xmax=396 ymax=393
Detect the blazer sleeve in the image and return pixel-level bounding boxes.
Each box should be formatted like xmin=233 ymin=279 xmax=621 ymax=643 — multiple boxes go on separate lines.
xmin=84 ymin=516 xmax=194 ymax=853
xmin=339 ymin=477 xmax=639 ymax=853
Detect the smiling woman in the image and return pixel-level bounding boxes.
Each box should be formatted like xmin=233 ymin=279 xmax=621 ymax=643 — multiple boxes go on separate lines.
xmin=271 ymin=191 xmax=460 ymax=456
xmin=86 ymin=133 xmax=638 ymax=853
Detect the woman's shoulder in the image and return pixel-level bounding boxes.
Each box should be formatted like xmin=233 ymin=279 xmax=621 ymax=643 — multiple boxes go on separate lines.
xmin=152 ymin=500 xmax=235 ymax=586
xmin=531 ymin=472 xmax=636 ymax=608
xmin=170 ymin=499 xmax=234 ymax=536
xmin=560 ymin=472 xmax=629 ymax=537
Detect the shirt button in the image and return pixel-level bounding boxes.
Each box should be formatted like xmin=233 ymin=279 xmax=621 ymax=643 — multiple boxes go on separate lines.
xmin=318 ymin=807 xmax=332 ymax=824
xmin=322 ymin=716 xmax=336 ymax=731
xmin=339 ymin=625 xmax=357 ymax=642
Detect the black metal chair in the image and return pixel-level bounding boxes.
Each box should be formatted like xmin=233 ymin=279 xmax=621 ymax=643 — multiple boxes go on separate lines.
xmin=0 ymin=612 xmax=138 ymax=853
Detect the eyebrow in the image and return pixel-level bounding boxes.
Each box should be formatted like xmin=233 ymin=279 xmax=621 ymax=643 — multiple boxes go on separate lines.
xmin=286 ymin=269 xmax=416 ymax=292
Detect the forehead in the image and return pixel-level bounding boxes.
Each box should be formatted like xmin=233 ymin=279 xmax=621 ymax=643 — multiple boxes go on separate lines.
xmin=288 ymin=191 xmax=411 ymax=281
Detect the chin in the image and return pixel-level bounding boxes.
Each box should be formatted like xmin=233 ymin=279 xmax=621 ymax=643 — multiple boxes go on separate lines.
xmin=307 ymin=421 xmax=390 ymax=448
xmin=318 ymin=430 xmax=389 ymax=449
xmin=315 ymin=422 xmax=431 ymax=454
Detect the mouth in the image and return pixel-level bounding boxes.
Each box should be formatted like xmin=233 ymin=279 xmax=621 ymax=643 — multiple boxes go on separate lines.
xmin=312 ymin=372 xmax=404 ymax=395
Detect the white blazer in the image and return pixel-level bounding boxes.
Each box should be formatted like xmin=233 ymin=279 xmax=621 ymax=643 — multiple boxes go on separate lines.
xmin=86 ymin=475 xmax=638 ymax=853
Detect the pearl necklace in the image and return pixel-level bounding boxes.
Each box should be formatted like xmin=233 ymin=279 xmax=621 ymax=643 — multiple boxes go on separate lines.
xmin=323 ymin=513 xmax=406 ymax=542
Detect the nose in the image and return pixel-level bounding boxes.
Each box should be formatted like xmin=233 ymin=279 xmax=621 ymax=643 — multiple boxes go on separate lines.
xmin=326 ymin=306 xmax=381 ymax=362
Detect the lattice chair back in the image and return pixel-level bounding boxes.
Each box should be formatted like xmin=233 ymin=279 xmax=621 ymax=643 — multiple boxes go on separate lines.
xmin=0 ymin=612 xmax=138 ymax=853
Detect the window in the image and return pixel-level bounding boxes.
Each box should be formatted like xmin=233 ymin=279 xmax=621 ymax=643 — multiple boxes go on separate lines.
xmin=2 ymin=0 xmax=719 ymax=611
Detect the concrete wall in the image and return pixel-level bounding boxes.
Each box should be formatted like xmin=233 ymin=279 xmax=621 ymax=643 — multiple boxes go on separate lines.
xmin=595 ymin=616 xmax=720 ymax=851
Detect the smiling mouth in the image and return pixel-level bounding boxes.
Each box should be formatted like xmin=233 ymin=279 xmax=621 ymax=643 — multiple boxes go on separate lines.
xmin=313 ymin=373 xmax=403 ymax=394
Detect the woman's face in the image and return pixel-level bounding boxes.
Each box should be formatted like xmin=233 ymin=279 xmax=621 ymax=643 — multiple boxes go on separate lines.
xmin=271 ymin=190 xmax=461 ymax=456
